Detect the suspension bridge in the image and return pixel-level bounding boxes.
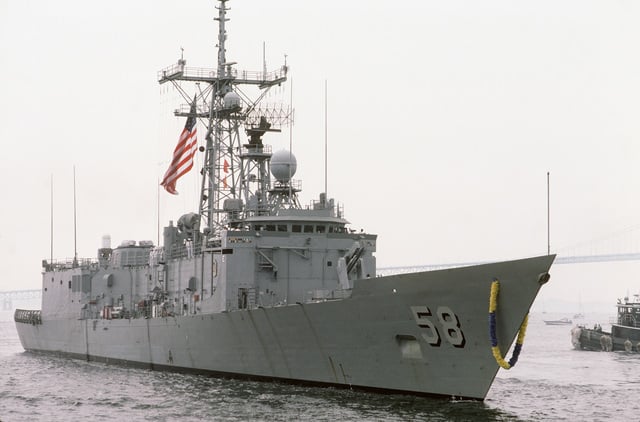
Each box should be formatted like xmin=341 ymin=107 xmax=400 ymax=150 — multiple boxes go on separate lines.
xmin=0 ymin=289 xmax=41 ymax=311
xmin=382 ymin=224 xmax=640 ymax=273
xmin=379 ymin=251 xmax=640 ymax=274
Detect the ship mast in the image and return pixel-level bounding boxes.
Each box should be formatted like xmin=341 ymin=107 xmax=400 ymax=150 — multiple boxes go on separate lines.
xmin=158 ymin=0 xmax=291 ymax=240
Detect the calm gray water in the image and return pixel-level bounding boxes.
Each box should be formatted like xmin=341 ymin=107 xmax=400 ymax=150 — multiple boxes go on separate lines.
xmin=1 ymin=311 xmax=639 ymax=421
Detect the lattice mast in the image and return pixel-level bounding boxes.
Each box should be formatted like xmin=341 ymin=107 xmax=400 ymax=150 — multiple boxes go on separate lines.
xmin=206 ymin=0 xmax=235 ymax=234
xmin=158 ymin=0 xmax=289 ymax=237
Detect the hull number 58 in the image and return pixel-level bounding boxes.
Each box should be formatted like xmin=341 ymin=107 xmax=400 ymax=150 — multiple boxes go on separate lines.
xmin=410 ymin=306 xmax=466 ymax=348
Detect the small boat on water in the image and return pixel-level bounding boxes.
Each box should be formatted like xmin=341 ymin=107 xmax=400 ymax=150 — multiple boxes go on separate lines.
xmin=572 ymin=294 xmax=640 ymax=352
xmin=544 ymin=317 xmax=572 ymax=326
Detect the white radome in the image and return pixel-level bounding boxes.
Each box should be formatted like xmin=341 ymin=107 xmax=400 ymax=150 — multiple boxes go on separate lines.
xmin=270 ymin=150 xmax=297 ymax=182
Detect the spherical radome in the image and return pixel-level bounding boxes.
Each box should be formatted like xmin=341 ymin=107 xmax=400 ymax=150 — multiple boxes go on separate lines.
xmin=270 ymin=150 xmax=297 ymax=182
xmin=223 ymin=91 xmax=241 ymax=109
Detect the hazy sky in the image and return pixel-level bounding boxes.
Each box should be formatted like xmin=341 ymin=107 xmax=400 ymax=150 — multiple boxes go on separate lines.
xmin=1 ymin=0 xmax=639 ymax=307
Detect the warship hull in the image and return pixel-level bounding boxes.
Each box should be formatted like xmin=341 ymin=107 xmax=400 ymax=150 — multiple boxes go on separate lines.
xmin=16 ymin=255 xmax=553 ymax=400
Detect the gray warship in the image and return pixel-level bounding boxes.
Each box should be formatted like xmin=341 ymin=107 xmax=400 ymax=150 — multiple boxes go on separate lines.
xmin=15 ymin=0 xmax=555 ymax=400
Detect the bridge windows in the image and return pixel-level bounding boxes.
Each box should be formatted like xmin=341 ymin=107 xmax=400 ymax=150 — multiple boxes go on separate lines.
xmin=251 ymin=222 xmax=347 ymax=234
xmin=254 ymin=224 xmax=290 ymax=232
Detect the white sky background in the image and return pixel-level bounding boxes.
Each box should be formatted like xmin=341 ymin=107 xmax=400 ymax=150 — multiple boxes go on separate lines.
xmin=1 ymin=0 xmax=640 ymax=309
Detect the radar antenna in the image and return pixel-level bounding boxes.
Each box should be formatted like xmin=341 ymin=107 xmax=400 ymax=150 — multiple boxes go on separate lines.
xmin=158 ymin=0 xmax=292 ymax=239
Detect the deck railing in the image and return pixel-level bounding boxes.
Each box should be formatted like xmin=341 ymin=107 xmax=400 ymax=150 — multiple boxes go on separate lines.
xmin=43 ymin=258 xmax=99 ymax=272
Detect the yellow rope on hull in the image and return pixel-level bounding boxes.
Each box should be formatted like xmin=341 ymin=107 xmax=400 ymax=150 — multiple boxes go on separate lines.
xmin=488 ymin=279 xmax=528 ymax=370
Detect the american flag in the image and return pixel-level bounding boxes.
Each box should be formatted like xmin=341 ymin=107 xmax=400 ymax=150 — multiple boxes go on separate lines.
xmin=160 ymin=101 xmax=198 ymax=195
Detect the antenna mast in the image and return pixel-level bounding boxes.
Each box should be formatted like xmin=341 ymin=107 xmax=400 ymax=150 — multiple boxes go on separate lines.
xmin=73 ymin=166 xmax=78 ymax=267
xmin=50 ymin=174 xmax=53 ymax=264
xmin=158 ymin=0 xmax=290 ymax=239
xmin=324 ymin=80 xmax=328 ymax=203
xmin=547 ymin=171 xmax=550 ymax=255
